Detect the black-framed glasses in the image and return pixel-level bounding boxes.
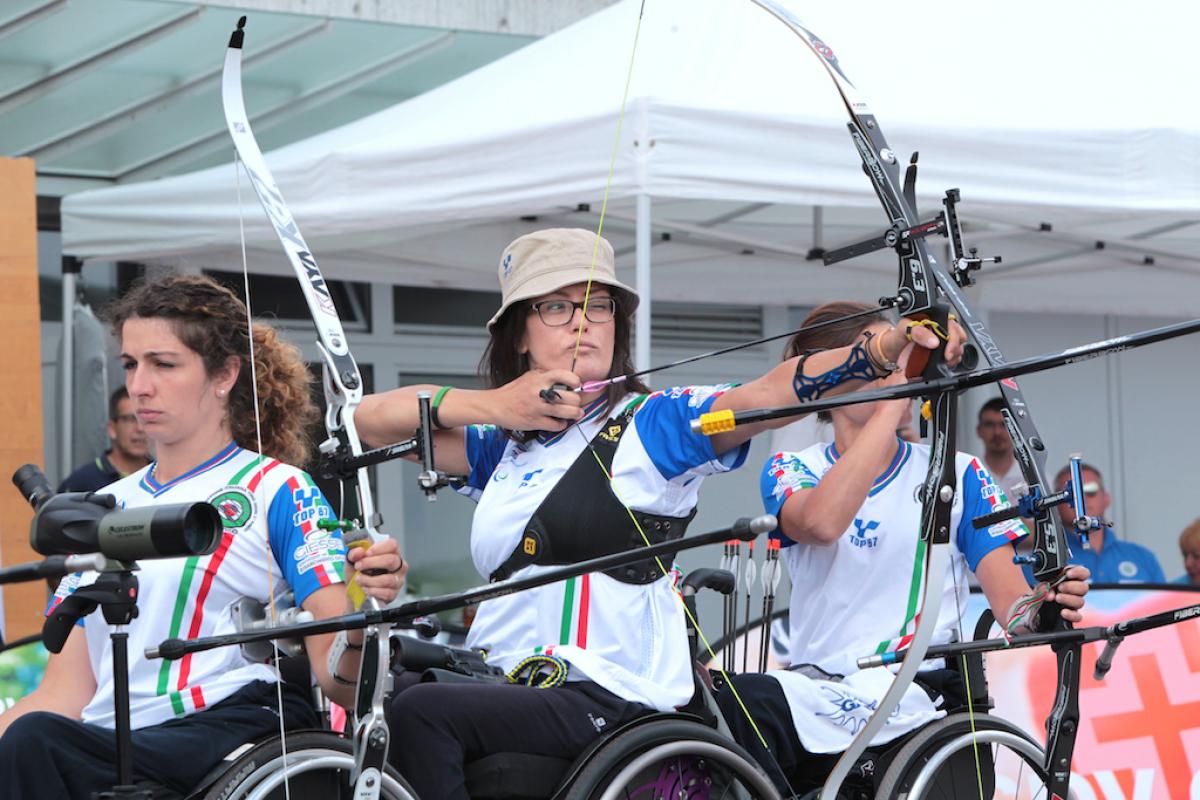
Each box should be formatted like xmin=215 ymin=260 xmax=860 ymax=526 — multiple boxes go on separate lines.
xmin=530 ymin=297 xmax=616 ymax=327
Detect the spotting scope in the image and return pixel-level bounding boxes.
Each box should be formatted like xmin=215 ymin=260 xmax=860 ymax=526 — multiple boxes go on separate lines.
xmin=12 ymin=464 xmax=221 ymax=562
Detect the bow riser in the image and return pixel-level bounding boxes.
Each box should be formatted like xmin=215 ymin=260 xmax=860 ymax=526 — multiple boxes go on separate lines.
xmin=755 ymin=0 xmax=1066 ymax=581
xmin=746 ymin=3 xmax=1039 ymax=797
xmin=917 ymin=245 xmax=1067 ymax=581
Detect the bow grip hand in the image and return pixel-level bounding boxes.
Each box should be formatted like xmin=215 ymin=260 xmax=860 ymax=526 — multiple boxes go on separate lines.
xmin=903 ymin=304 xmax=952 ymax=380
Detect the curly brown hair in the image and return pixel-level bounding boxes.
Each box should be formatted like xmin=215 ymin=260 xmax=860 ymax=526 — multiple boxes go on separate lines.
xmin=107 ymin=274 xmax=318 ymax=465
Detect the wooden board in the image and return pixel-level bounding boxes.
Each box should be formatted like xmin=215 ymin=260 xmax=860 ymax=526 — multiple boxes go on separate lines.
xmin=0 ymin=157 xmax=45 ymax=642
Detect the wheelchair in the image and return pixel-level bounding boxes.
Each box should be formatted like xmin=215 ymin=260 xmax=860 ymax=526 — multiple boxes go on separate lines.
xmin=444 ymin=568 xmax=781 ymax=799
xmin=743 ymin=610 xmax=1064 ymax=800
xmin=180 ymin=570 xmax=776 ymax=800
xmin=174 ymin=595 xmax=420 ymax=800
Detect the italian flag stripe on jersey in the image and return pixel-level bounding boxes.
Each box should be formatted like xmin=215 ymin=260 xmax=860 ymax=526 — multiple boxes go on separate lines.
xmin=156 ymin=454 xmax=280 ymax=716
xmin=556 ymin=574 xmax=591 ymax=648
xmin=875 ymin=537 xmax=928 ymax=655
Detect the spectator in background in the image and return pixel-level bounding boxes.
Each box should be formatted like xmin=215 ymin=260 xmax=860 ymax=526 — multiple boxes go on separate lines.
xmin=1173 ymin=519 xmax=1200 ymax=585
xmin=58 ymin=387 xmax=150 ymax=492
xmin=975 ymin=397 xmax=1023 ymax=500
xmin=1049 ymin=462 xmax=1165 ymax=584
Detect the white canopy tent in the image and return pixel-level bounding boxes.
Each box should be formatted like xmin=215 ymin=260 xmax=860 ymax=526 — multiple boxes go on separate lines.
xmin=62 ymin=0 xmax=1200 ymax=355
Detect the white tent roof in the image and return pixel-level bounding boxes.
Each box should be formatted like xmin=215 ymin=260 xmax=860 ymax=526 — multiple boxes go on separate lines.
xmin=62 ymin=0 xmax=1200 ymax=316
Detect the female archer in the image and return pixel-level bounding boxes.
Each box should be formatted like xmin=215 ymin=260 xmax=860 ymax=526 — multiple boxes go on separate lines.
xmin=0 ymin=275 xmax=404 ymax=799
xmin=717 ymin=300 xmax=1091 ymax=795
xmin=354 ymin=228 xmax=967 ymax=799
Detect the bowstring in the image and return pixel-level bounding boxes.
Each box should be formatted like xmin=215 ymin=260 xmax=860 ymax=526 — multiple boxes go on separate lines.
xmin=235 ymin=149 xmax=293 ymax=800
xmin=949 ymin=541 xmax=985 ymax=800
xmin=569 ymin=0 xmax=644 ymax=373
xmin=561 ymin=2 xmax=797 ymax=795
xmin=568 ymin=422 xmax=790 ymax=781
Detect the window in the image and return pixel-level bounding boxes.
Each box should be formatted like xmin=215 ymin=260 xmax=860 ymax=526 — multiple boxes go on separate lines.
xmin=206 ymin=270 xmax=370 ymax=332
xmin=652 ymin=301 xmax=764 ymax=349
xmin=393 ymin=286 xmax=500 ymax=332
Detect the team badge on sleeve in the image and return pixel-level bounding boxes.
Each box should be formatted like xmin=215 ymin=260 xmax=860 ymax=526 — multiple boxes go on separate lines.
xmin=769 ymin=452 xmax=820 ymax=501
xmin=968 ymin=458 xmax=1023 ymax=541
xmin=207 ymin=487 xmax=256 ymax=529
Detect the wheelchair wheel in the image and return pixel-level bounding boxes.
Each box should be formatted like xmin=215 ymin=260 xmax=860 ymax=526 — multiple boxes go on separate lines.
xmin=560 ymin=719 xmax=781 ymax=800
xmin=199 ymin=730 xmax=417 ymax=800
xmin=874 ymin=712 xmax=1062 ymax=800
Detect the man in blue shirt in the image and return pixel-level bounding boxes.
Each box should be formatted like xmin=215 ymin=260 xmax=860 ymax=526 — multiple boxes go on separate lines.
xmin=1049 ymin=463 xmax=1165 ymax=584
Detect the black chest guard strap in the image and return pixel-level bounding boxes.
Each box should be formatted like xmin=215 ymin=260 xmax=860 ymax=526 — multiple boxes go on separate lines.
xmin=490 ymin=398 xmax=697 ymax=585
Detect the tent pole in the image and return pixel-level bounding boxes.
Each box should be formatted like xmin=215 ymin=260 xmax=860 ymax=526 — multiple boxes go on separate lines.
xmin=60 ymin=256 xmax=80 ymax=480
xmin=635 ymin=193 xmax=651 ymax=376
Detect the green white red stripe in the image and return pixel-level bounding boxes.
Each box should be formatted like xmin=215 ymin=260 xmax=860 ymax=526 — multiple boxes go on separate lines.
xmin=875 ymin=537 xmax=927 ymax=655
xmin=156 ymin=455 xmax=280 ymax=716
xmin=544 ymin=574 xmax=591 ymax=654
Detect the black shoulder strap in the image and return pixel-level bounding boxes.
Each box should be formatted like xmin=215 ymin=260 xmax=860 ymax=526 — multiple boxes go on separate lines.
xmin=490 ymin=396 xmax=694 ymax=584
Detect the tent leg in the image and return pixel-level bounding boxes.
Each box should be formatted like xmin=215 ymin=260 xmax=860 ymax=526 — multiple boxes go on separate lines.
xmin=60 ymin=256 xmax=80 ymax=480
xmin=635 ymin=193 xmax=651 ymax=376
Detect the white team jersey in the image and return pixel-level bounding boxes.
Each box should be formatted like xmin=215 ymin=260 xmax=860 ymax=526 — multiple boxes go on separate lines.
xmin=49 ymin=443 xmax=346 ymax=730
xmin=459 ymin=388 xmax=747 ymax=711
xmin=759 ymin=440 xmax=1025 ymax=751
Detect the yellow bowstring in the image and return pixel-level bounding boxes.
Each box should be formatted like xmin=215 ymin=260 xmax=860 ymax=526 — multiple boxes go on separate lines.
xmin=570 ymin=1 xmax=646 ymax=373
xmin=564 ymin=0 xmax=786 ymax=787
xmin=582 ymin=444 xmax=772 ymax=751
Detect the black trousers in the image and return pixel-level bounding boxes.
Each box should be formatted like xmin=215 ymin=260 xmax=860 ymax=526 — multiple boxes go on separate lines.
xmin=717 ymin=672 xmax=838 ymax=797
xmin=387 ymin=675 xmax=649 ymax=800
xmin=0 ymin=680 xmax=318 ymax=800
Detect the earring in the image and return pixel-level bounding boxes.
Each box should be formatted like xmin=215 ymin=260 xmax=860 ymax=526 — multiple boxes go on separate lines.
xmin=217 ymin=389 xmax=227 ymax=397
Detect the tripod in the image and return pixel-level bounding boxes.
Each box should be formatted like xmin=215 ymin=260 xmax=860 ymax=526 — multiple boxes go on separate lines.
xmin=43 ymin=566 xmax=152 ymax=800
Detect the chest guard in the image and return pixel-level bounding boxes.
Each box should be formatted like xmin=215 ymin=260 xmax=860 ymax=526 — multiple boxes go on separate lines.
xmin=489 ymin=399 xmax=696 ymax=584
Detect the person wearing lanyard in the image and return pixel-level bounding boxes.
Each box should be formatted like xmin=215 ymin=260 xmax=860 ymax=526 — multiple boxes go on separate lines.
xmin=354 ymin=228 xmax=969 ymax=799
xmin=58 ymin=387 xmax=151 ymax=492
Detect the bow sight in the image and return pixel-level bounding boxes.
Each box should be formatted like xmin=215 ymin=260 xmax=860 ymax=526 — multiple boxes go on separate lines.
xmin=316 ymin=392 xmax=458 ymax=502
xmin=822 ymin=182 xmax=1001 ymax=292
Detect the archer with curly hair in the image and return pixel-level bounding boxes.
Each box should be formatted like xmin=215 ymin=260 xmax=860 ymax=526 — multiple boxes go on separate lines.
xmin=0 ymin=274 xmax=405 ymax=799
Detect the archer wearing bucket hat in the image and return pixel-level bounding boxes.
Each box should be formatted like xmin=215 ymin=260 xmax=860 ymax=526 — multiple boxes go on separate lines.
xmin=353 ymin=227 xmax=971 ymax=800
xmin=487 ymin=227 xmax=638 ymax=331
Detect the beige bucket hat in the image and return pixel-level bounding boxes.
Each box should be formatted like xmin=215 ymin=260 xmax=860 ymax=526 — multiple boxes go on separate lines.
xmin=486 ymin=228 xmax=639 ymax=331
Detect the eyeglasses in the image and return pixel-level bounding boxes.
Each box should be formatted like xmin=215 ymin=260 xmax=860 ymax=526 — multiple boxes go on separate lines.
xmin=530 ymin=297 xmax=616 ymax=327
xmin=112 ymin=414 xmax=138 ymax=425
